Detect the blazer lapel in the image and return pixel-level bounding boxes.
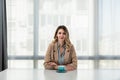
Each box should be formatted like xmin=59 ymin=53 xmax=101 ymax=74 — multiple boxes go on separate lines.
xmin=64 ymin=48 xmax=70 ymax=63
xmin=54 ymin=42 xmax=58 ymax=63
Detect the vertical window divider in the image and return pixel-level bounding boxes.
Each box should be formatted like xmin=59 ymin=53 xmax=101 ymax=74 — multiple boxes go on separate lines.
xmin=94 ymin=0 xmax=100 ymax=69
xmin=33 ymin=0 xmax=39 ymax=69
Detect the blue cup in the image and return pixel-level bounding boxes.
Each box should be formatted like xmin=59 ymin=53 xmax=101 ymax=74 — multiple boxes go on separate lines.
xmin=57 ymin=66 xmax=66 ymax=73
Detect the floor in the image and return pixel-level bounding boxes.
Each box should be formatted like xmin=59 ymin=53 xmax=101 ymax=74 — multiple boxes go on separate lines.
xmin=0 ymin=69 xmax=120 ymax=80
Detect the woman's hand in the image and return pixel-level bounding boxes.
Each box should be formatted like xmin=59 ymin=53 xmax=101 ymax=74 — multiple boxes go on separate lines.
xmin=48 ymin=62 xmax=58 ymax=69
xmin=48 ymin=62 xmax=57 ymax=66
xmin=66 ymin=64 xmax=75 ymax=71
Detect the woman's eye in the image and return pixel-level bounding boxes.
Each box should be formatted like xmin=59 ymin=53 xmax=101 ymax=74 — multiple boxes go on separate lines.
xmin=58 ymin=32 xmax=66 ymax=35
xmin=58 ymin=32 xmax=61 ymax=34
xmin=63 ymin=33 xmax=66 ymax=35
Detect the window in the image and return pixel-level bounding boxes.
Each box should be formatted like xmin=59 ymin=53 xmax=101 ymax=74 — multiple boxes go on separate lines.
xmin=7 ymin=0 xmax=120 ymax=69
xmin=99 ymin=0 xmax=120 ymax=69
xmin=7 ymin=0 xmax=34 ymax=68
xmin=38 ymin=0 xmax=94 ymax=57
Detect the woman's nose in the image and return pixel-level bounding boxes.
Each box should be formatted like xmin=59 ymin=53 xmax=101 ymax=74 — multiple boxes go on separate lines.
xmin=60 ymin=34 xmax=64 ymax=36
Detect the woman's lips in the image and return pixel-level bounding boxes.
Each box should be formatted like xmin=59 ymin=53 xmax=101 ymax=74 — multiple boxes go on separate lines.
xmin=60 ymin=38 xmax=64 ymax=39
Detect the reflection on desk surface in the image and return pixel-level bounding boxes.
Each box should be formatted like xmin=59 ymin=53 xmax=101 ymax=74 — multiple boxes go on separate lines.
xmin=44 ymin=70 xmax=77 ymax=80
xmin=1 ymin=69 xmax=120 ymax=80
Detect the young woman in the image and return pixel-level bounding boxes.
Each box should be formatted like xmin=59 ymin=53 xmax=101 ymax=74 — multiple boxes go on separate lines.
xmin=44 ymin=25 xmax=77 ymax=71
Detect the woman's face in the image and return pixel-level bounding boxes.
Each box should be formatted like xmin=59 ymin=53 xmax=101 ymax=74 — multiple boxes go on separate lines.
xmin=57 ymin=29 xmax=66 ymax=43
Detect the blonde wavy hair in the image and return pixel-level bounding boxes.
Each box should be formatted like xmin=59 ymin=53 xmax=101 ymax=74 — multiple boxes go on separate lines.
xmin=53 ymin=25 xmax=71 ymax=49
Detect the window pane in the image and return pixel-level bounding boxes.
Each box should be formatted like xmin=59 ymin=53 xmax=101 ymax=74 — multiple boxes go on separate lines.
xmin=78 ymin=60 xmax=94 ymax=69
xmin=6 ymin=0 xmax=34 ymax=56
xmin=38 ymin=0 xmax=94 ymax=56
xmin=8 ymin=60 xmax=33 ymax=69
xmin=99 ymin=60 xmax=120 ymax=69
xmin=38 ymin=60 xmax=44 ymax=69
xmin=99 ymin=0 xmax=120 ymax=55
xmin=98 ymin=0 xmax=120 ymax=69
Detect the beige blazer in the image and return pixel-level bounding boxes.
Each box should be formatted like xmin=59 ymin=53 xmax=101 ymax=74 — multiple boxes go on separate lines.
xmin=44 ymin=42 xmax=77 ymax=69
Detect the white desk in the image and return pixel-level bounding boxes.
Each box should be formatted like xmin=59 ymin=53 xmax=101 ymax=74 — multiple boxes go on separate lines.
xmin=0 ymin=69 xmax=120 ymax=80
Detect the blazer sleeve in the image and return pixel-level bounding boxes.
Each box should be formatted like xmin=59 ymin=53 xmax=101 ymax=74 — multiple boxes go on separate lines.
xmin=69 ymin=45 xmax=78 ymax=69
xmin=43 ymin=43 xmax=54 ymax=69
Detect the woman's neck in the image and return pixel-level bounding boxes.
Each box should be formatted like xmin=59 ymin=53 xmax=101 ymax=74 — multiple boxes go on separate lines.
xmin=58 ymin=41 xmax=64 ymax=47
